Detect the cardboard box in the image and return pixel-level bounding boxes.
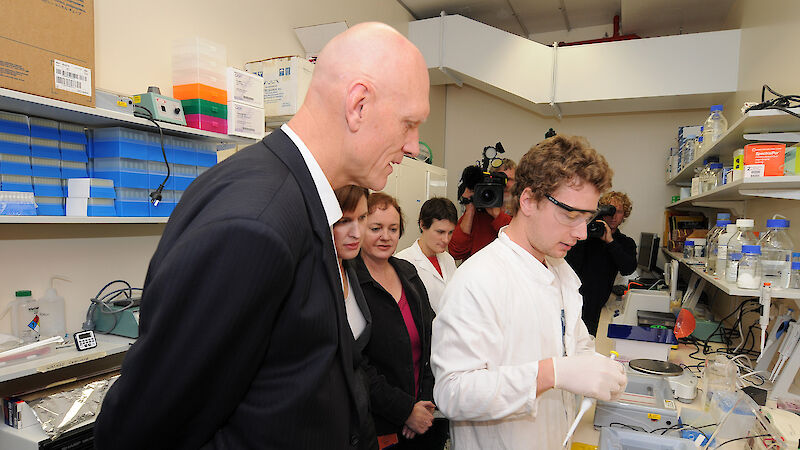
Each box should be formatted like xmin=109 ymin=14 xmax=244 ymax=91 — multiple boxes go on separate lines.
xmin=0 ymin=0 xmax=95 ymax=107
xmin=227 ymin=67 xmax=264 ymax=108
xmin=227 ymin=102 xmax=265 ymax=140
xmin=744 ymin=142 xmax=786 ymax=177
xmin=244 ymin=56 xmax=314 ymax=118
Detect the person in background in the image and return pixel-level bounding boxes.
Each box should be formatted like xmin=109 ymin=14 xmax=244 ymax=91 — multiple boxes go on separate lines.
xmin=431 ymin=135 xmax=627 ymax=449
xmin=333 ymin=185 xmax=377 ymax=450
xmin=448 ymin=159 xmax=516 ymax=261
xmin=496 ymin=158 xmax=516 ymax=215
xmin=565 ymin=191 xmax=637 ymax=336
xmin=395 ymin=197 xmax=458 ymax=313
xmin=95 ymin=22 xmax=430 ymax=449
xmin=355 ymin=192 xmax=448 ymax=449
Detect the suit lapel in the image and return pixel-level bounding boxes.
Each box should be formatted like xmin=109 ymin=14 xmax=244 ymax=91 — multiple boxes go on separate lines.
xmin=262 ymin=130 xmax=362 ymax=412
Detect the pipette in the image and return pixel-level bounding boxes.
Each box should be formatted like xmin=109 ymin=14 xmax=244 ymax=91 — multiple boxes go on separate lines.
xmin=561 ymin=351 xmax=618 ymax=448
xmin=760 ymin=283 xmax=772 ymax=356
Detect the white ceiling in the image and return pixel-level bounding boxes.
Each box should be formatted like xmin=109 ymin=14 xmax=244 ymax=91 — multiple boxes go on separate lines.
xmin=398 ymin=0 xmax=736 ymax=40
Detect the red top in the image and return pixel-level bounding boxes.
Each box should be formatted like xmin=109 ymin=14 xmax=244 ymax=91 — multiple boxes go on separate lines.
xmin=427 ymin=255 xmax=443 ymax=277
xmin=448 ymin=210 xmax=512 ymax=260
xmin=397 ymin=289 xmax=421 ymax=398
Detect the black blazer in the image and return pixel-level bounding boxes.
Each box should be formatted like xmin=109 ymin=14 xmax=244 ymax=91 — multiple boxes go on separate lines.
xmin=345 ymin=258 xmax=372 ymax=358
xmin=354 ymin=255 xmax=435 ymax=436
xmin=95 ymin=130 xmax=370 ymax=449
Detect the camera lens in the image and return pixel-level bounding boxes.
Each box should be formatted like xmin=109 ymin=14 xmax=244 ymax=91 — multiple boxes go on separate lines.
xmin=480 ymin=190 xmax=496 ymax=203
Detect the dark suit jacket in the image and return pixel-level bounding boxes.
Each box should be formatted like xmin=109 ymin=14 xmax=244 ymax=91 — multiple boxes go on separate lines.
xmin=94 ymin=130 xmax=370 ymax=449
xmin=354 ymin=255 xmax=435 ymax=437
xmin=565 ymin=229 xmax=637 ymax=335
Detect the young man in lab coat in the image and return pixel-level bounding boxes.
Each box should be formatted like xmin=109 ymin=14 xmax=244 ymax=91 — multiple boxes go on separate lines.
xmin=430 ymin=135 xmax=628 ymax=449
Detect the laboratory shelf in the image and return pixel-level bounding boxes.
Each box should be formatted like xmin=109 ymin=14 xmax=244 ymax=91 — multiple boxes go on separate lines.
xmin=0 ymin=87 xmax=255 ymax=146
xmin=0 ymin=216 xmax=168 ymax=224
xmin=666 ymin=175 xmax=800 ymax=208
xmin=667 ymin=107 xmax=800 ymax=186
xmin=0 ymin=334 xmax=133 ymax=385
xmin=662 ymin=248 xmax=800 ymax=300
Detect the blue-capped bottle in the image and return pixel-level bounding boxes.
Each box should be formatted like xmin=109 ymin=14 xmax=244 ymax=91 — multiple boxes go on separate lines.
xmin=758 ymin=219 xmax=794 ymax=289
xmin=701 ymin=104 xmax=728 ymax=151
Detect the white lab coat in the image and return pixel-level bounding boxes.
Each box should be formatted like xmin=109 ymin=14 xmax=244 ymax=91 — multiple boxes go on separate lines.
xmin=431 ymin=228 xmax=595 ymax=450
xmin=395 ymin=239 xmax=457 ymax=313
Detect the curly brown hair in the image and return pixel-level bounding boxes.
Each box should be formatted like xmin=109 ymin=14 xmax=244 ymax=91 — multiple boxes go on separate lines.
xmin=367 ymin=192 xmax=405 ymax=238
xmin=511 ymin=135 xmax=613 ymax=215
xmin=600 ymin=191 xmax=632 ymax=220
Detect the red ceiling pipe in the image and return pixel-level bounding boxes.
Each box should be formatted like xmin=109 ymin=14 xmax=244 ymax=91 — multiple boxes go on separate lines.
xmin=557 ymin=15 xmax=641 ymax=47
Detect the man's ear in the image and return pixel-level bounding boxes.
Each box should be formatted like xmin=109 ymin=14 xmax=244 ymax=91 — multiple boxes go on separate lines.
xmin=519 ymin=187 xmax=537 ymax=216
xmin=345 ymin=82 xmax=369 ymax=132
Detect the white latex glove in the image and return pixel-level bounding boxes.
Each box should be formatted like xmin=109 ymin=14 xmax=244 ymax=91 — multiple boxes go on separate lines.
xmin=552 ymin=354 xmax=627 ymax=401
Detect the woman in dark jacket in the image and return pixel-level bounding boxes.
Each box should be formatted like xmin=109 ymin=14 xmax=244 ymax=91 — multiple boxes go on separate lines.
xmin=355 ymin=192 xmax=447 ymax=449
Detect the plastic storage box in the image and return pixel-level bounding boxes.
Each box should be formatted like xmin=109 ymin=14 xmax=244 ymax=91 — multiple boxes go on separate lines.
xmin=172 ymin=37 xmax=227 ymax=89
xmin=32 ymin=177 xmax=64 ymax=197
xmin=185 ymin=114 xmax=227 ymax=134
xmin=147 ymin=160 xmax=175 ymax=191
xmin=0 ymin=153 xmax=32 ymax=175
xmin=35 ymin=196 xmax=65 ymax=216
xmin=166 ymin=137 xmax=196 ymax=165
xmin=0 ymin=112 xmax=29 ymax=135
xmin=31 ymin=157 xmax=61 ymax=177
xmin=0 ymin=132 xmax=30 ymax=156
xmin=30 ymin=137 xmax=60 ymax=159
xmin=92 ymin=127 xmax=149 ymax=160
xmin=599 ymin=427 xmax=695 ymax=449
xmin=58 ymin=122 xmax=87 ymax=144
xmin=67 ymin=178 xmax=116 ymax=198
xmin=146 ymin=132 xmax=173 ymax=162
xmin=173 ymin=83 xmax=227 ymax=104
xmin=149 ymin=190 xmax=176 ymax=217
xmin=181 ymin=98 xmax=227 ymax=119
xmin=29 ymin=118 xmax=59 ymax=140
xmin=196 ymin=143 xmax=217 ymax=167
xmin=91 ymin=157 xmax=148 ymax=188
xmin=227 ymin=67 xmax=265 ymax=108
xmin=60 ymin=142 xmax=88 ymax=162
xmin=1 ymin=174 xmax=33 ymax=192
xmin=115 ymin=187 xmax=150 ymax=217
xmin=228 ymin=102 xmax=265 ymax=139
xmin=0 ymin=191 xmax=36 ymax=215
xmin=61 ymin=160 xmax=88 ymax=179
xmin=66 ymin=197 xmax=116 ymax=217
xmin=172 ymin=163 xmax=197 ymax=190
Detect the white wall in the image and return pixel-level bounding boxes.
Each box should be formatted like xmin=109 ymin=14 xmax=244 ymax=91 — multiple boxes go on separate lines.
xmin=442 ymin=84 xmax=708 ymax=247
xmin=0 ymin=0 xmax=414 ymax=336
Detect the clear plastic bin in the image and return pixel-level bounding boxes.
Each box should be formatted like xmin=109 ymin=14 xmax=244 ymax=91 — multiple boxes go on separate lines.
xmin=31 ymin=156 xmax=61 ymax=177
xmin=172 ymin=67 xmax=226 ymax=90
xmin=709 ymin=391 xmax=757 ymax=443
xmin=172 ymin=36 xmax=226 ymax=66
xmin=1 ymin=174 xmax=33 ymax=192
xmin=196 ymin=145 xmax=218 ymax=167
xmin=0 ymin=131 xmax=31 ymax=156
xmin=0 ymin=153 xmax=32 ymax=175
xmin=66 ymin=197 xmax=116 ymax=217
xmin=146 ymin=133 xmax=173 ymax=162
xmin=115 ymin=187 xmax=150 ymax=217
xmin=149 ymin=190 xmax=176 ymax=217
xmin=35 ymin=196 xmax=65 ymax=216
xmin=30 ymin=137 xmax=60 ymax=159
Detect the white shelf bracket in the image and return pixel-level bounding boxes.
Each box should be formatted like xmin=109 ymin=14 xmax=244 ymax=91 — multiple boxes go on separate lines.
xmin=692 ymin=200 xmax=746 ymax=216
xmin=740 ymin=189 xmax=800 ymax=200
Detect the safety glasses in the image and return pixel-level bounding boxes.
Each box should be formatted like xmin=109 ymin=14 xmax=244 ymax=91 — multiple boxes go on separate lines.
xmin=545 ymin=195 xmax=599 ymax=227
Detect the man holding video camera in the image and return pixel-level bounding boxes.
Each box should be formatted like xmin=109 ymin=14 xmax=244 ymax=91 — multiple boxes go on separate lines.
xmin=448 ymin=161 xmax=515 ymax=261
xmin=565 ymin=191 xmax=637 ymax=336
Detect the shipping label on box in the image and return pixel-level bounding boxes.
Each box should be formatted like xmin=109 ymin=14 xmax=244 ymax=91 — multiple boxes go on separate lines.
xmin=227 ymin=102 xmax=265 ymax=140
xmin=0 ymin=0 xmax=95 ymax=106
xmin=227 ymin=67 xmax=264 ymax=108
xmin=244 ymin=56 xmax=314 ymax=118
xmin=743 ymin=142 xmax=786 ymax=177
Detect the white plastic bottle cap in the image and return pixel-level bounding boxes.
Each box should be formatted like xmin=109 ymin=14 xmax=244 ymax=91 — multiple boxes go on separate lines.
xmin=736 ymin=218 xmax=755 ymax=228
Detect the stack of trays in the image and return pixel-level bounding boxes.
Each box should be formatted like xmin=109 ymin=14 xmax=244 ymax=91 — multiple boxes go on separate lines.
xmin=173 ymin=37 xmax=228 ymax=134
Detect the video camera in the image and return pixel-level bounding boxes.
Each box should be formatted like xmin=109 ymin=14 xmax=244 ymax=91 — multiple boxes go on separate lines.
xmin=587 ymin=204 xmax=616 ymax=239
xmin=457 ymin=142 xmax=508 ymax=209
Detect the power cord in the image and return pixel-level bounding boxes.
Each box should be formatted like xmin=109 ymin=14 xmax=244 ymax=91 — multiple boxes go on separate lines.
xmin=82 ymin=280 xmax=142 ymax=333
xmin=133 ymin=104 xmax=170 ymax=205
xmin=744 ymin=85 xmax=800 ymax=119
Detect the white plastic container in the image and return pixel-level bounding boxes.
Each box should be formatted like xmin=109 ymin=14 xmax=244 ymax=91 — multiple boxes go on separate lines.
xmin=716 ymin=223 xmax=737 ymax=278
xmin=737 ymin=245 xmax=762 ymax=289
xmin=244 ymin=56 xmax=314 ymax=118
xmin=227 ymin=102 xmax=265 ymax=139
xmin=758 ymin=219 xmax=794 ymax=289
xmin=227 ymin=67 xmax=264 ymax=108
xmin=38 ymin=276 xmax=68 ymax=339
xmin=6 ymin=291 xmax=40 ymax=343
xmin=726 ymin=219 xmax=756 ymax=283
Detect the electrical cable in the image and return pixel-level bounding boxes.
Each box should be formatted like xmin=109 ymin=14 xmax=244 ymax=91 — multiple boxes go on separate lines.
xmin=744 ymin=85 xmax=800 ymax=119
xmin=133 ymin=104 xmax=170 ymax=205
xmin=715 ymin=434 xmax=770 ymax=448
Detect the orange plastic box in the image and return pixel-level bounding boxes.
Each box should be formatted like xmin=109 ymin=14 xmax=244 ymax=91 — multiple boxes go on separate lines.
xmin=744 ymin=142 xmax=786 ymax=177
xmin=173 ymin=83 xmax=227 ymax=104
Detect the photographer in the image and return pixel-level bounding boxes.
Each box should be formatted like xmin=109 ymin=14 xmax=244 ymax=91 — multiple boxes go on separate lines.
xmin=448 ymin=164 xmax=513 ymax=261
xmin=565 ymin=191 xmax=637 ymax=336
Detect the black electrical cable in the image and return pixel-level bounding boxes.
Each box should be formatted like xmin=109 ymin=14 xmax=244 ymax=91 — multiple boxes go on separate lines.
xmin=133 ymin=104 xmax=170 ymax=205
xmin=608 ymin=422 xmax=647 ymax=432
xmin=716 ymin=434 xmax=771 ymax=448
xmin=745 ymin=84 xmax=800 ymax=119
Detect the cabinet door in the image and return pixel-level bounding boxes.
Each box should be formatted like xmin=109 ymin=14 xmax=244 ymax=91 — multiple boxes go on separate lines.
xmin=392 ymin=161 xmax=428 ymax=252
